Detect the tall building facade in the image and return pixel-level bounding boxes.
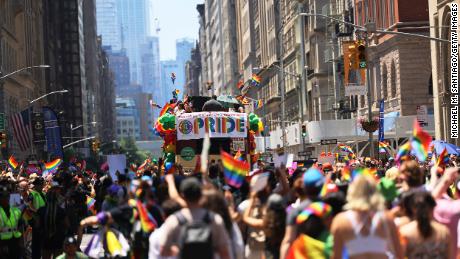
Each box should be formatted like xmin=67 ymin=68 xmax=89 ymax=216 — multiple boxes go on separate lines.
xmin=201 ymin=0 xmax=239 ymax=96
xmin=429 ymin=0 xmax=459 ymax=145
xmin=0 ymin=0 xmax=46 ymax=158
xmin=140 ymin=36 xmax=161 ymax=96
xmin=174 ymin=39 xmax=195 ymax=94
xmin=160 ymin=60 xmax=179 ymax=105
xmin=104 ymin=46 xmax=130 ymax=90
xmin=185 ymin=44 xmax=202 ymax=97
xmin=116 ymin=0 xmax=149 ymax=84
xmin=42 ymin=0 xmax=90 ymax=149
xmin=96 ymin=0 xmax=122 ymax=51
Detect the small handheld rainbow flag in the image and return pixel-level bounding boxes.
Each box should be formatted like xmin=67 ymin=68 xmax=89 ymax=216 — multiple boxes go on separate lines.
xmin=436 ymin=148 xmax=449 ymax=167
xmin=378 ymin=142 xmax=389 ymax=153
xmin=136 ymin=200 xmax=157 ymax=233
xmin=221 ymin=150 xmax=250 ymax=188
xmin=254 ymin=99 xmax=263 ymax=109
xmin=8 ymin=155 xmax=19 ymax=170
xmin=159 ymin=103 xmax=174 ymax=117
xmin=251 ymin=74 xmax=261 ymax=86
xmin=237 ymin=80 xmax=244 ymax=90
xmin=352 ymin=167 xmax=378 ymax=181
xmin=44 ymin=158 xmax=62 ymax=175
xmin=395 ymin=142 xmax=411 ymax=162
xmin=411 ymin=119 xmax=432 ymax=162
xmin=86 ymin=196 xmax=96 ymax=215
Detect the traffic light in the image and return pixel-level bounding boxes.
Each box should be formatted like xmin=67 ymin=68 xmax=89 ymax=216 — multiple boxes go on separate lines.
xmin=92 ymin=139 xmax=100 ymax=153
xmin=301 ymin=125 xmax=307 ymax=137
xmin=348 ymin=42 xmax=358 ymax=70
xmin=357 ymin=41 xmax=367 ymax=68
xmin=0 ymin=132 xmax=6 ymax=149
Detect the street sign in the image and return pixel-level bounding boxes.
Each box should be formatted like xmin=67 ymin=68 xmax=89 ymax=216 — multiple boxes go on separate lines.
xmin=298 ymin=151 xmax=312 ymax=157
xmin=320 ymin=139 xmax=338 ymax=145
xmin=0 ymin=113 xmax=4 ymax=131
xmin=345 ymin=85 xmax=367 ymax=96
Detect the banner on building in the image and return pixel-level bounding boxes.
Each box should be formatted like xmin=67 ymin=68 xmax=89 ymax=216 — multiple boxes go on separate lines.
xmin=32 ymin=112 xmax=45 ymax=143
xmin=177 ymin=112 xmax=247 ymax=140
xmin=43 ymin=107 xmax=64 ymax=159
xmin=378 ymin=99 xmax=384 ymax=142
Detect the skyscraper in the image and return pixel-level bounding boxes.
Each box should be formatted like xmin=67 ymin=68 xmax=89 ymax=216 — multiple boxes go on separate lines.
xmin=96 ymin=0 xmax=122 ymax=51
xmin=116 ymin=0 xmax=149 ymax=84
xmin=140 ymin=36 xmax=161 ymax=96
xmin=174 ymin=39 xmax=194 ymax=93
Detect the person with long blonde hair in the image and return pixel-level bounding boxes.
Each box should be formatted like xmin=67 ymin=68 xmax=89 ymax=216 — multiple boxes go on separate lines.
xmin=331 ymin=175 xmax=403 ymax=259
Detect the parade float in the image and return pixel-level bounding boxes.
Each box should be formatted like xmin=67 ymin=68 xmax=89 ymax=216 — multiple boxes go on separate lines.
xmin=153 ymin=96 xmax=264 ymax=174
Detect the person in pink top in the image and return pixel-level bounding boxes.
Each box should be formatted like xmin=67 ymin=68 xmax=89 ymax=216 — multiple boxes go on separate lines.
xmin=431 ymin=167 xmax=460 ymax=259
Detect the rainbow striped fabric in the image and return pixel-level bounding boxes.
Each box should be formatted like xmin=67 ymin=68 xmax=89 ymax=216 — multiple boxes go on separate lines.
xmin=221 ymin=150 xmax=250 ymax=188
xmin=45 ymin=158 xmax=62 ymax=175
xmin=296 ymin=202 xmax=332 ymax=225
xmin=136 ymin=200 xmax=157 ymax=233
xmin=286 ymin=234 xmax=331 ymax=259
xmin=352 ymin=167 xmax=378 ymax=180
xmin=395 ymin=142 xmax=411 ymax=162
xmin=86 ymin=196 xmax=96 ymax=215
xmin=411 ymin=119 xmax=432 ymax=162
xmin=378 ymin=141 xmax=389 ymax=153
xmin=436 ymin=148 xmax=449 ymax=167
xmin=8 ymin=155 xmax=19 ymax=169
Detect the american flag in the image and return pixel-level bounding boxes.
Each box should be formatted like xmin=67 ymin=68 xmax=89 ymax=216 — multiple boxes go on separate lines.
xmin=10 ymin=108 xmax=32 ymax=151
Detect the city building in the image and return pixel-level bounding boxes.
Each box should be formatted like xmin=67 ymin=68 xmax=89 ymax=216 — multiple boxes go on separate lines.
xmin=184 ymin=44 xmax=202 ymax=97
xmin=429 ymin=0 xmax=459 ymax=145
xmin=0 ymin=0 xmax=46 ymax=159
xmin=160 ymin=60 xmax=179 ymax=104
xmin=116 ymin=0 xmax=149 ymax=84
xmin=202 ymin=0 xmax=239 ymax=96
xmin=174 ymin=38 xmax=195 ymax=94
xmin=196 ymin=4 xmax=211 ymax=96
xmin=115 ymin=97 xmax=140 ymax=140
xmin=98 ymin=45 xmax=116 ymax=143
xmin=42 ymin=0 xmax=90 ymax=150
xmin=140 ymin=36 xmax=161 ymax=98
xmin=104 ymin=46 xmax=130 ymax=90
xmin=96 ymin=0 xmax=122 ymax=51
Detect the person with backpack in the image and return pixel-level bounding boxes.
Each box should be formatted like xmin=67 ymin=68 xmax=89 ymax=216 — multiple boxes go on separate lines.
xmin=159 ymin=177 xmax=231 ymax=259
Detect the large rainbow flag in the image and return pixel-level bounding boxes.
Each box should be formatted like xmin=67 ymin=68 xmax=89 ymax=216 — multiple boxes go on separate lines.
xmin=221 ymin=150 xmax=250 ymax=188
xmin=411 ymin=119 xmax=432 ymax=162
xmin=286 ymin=234 xmax=331 ymax=259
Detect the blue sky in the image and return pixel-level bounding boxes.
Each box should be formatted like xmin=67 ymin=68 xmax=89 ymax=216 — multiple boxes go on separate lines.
xmin=151 ymin=0 xmax=202 ymax=60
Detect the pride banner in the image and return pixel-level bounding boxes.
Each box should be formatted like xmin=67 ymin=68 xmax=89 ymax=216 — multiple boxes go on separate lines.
xmin=177 ymin=112 xmax=247 ymax=140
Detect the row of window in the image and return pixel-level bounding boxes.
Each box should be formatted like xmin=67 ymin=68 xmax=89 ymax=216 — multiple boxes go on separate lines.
xmin=356 ymin=0 xmax=396 ymax=29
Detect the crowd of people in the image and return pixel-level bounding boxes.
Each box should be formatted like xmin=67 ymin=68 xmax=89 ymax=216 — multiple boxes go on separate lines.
xmin=1 ymin=153 xmax=460 ymax=259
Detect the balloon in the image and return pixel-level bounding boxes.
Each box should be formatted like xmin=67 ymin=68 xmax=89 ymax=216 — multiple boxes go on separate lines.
xmin=164 ymin=144 xmax=176 ymax=153
xmin=165 ymin=153 xmax=175 ymax=163
xmin=165 ymin=162 xmax=173 ymax=171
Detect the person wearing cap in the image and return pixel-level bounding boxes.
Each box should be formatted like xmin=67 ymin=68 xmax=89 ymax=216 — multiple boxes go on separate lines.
xmin=280 ymin=167 xmax=324 ymax=259
xmin=55 ymin=236 xmax=88 ymax=259
xmin=158 ymin=177 xmax=231 ymax=258
xmin=0 ymin=180 xmax=23 ymax=259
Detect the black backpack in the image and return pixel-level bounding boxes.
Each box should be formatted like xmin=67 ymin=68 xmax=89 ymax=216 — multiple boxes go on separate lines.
xmin=175 ymin=210 xmax=214 ymax=259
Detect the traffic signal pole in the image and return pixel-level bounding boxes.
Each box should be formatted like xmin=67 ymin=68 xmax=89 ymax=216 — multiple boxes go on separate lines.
xmin=364 ymin=35 xmax=374 ymax=158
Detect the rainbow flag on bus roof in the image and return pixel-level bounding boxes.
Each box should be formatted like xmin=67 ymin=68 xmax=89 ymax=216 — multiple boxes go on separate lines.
xmin=221 ymin=150 xmax=250 ymax=188
xmin=8 ymin=155 xmax=19 ymax=170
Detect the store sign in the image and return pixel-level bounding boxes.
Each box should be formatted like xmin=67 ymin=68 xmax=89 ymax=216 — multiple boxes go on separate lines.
xmin=176 ymin=112 xmax=247 ymax=140
xmin=180 ymin=147 xmax=195 ymax=161
xmin=232 ymin=138 xmax=246 ymax=152
xmin=345 ymin=85 xmax=367 ymax=96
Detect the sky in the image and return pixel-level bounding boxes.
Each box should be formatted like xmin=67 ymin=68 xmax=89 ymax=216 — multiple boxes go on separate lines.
xmin=151 ymin=0 xmax=202 ymax=60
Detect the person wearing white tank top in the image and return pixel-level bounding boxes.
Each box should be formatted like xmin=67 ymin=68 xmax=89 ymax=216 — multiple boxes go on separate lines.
xmin=331 ymin=175 xmax=403 ymax=259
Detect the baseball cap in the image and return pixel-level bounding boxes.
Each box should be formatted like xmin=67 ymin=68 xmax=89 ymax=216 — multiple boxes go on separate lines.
xmin=303 ymin=167 xmax=325 ymax=188
xmin=377 ymin=178 xmax=398 ymax=202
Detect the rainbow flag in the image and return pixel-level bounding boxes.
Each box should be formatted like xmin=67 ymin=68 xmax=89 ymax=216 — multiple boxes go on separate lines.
xmin=338 ymin=144 xmax=355 ymax=156
xmin=436 ymin=148 xmax=449 ymax=167
xmin=411 ymin=119 xmax=432 ymax=162
xmin=86 ymin=196 xmax=96 ymax=215
xmin=378 ymin=142 xmax=389 ymax=153
xmin=8 ymin=155 xmax=19 ymax=170
xmin=221 ymin=150 xmax=250 ymax=188
xmin=352 ymin=167 xmax=378 ymax=180
xmin=237 ymin=80 xmax=244 ymax=90
xmin=395 ymin=142 xmax=411 ymax=162
xmin=254 ymin=99 xmax=263 ymax=109
xmin=286 ymin=234 xmax=331 ymax=259
xmin=45 ymin=158 xmax=62 ymax=175
xmin=251 ymin=74 xmax=261 ymax=86
xmin=341 ymin=166 xmax=352 ymax=181
xmin=159 ymin=103 xmax=174 ymax=117
xmin=136 ymin=200 xmax=157 ymax=233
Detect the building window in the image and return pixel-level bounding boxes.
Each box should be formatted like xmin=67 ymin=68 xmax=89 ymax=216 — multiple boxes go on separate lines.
xmin=428 ymin=74 xmax=433 ymax=95
xmin=360 ymin=95 xmax=365 ymax=108
xmin=388 ymin=0 xmax=395 ymax=26
xmin=382 ymin=63 xmax=388 ymax=100
xmin=390 ymin=61 xmax=396 ymax=98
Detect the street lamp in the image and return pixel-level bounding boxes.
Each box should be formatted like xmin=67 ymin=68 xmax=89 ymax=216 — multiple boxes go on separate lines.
xmin=29 ymin=89 xmax=68 ymax=104
xmin=70 ymin=121 xmax=97 ymax=144
xmin=0 ymin=65 xmax=51 ymax=80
